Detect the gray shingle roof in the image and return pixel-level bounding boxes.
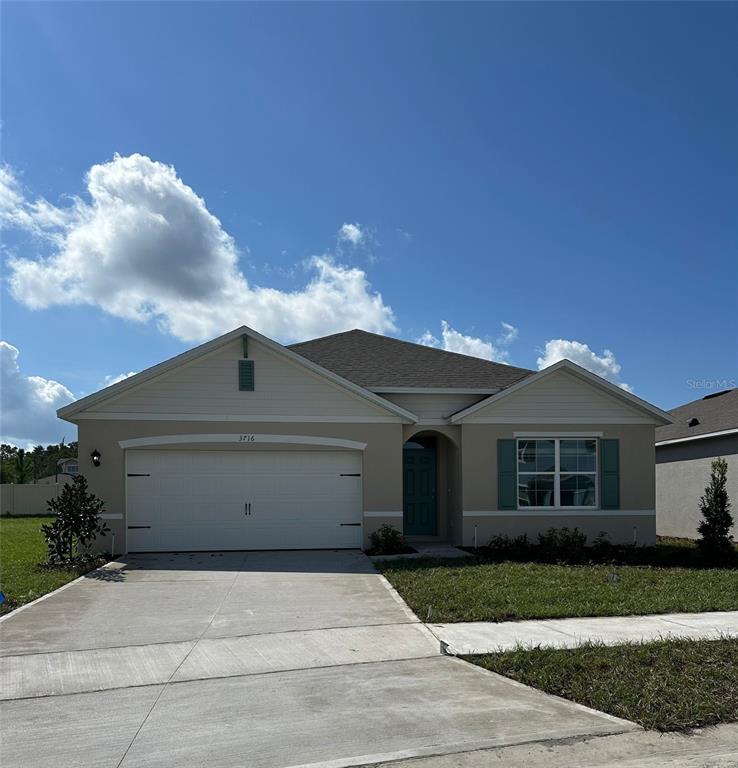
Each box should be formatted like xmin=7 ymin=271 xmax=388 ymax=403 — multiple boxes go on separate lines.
xmin=656 ymin=389 xmax=738 ymax=443
xmin=288 ymin=329 xmax=534 ymax=390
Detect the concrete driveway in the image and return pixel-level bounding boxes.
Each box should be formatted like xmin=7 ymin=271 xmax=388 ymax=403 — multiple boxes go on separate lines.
xmin=1 ymin=550 xmax=636 ymax=768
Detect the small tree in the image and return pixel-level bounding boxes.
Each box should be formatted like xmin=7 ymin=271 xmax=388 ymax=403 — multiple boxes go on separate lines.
xmin=697 ymin=457 xmax=734 ymax=554
xmin=13 ymin=449 xmax=30 ymax=484
xmin=41 ymin=475 xmax=109 ymax=565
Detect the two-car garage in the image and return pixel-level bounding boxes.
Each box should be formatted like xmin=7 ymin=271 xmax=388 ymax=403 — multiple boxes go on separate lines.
xmin=125 ymin=449 xmax=363 ymax=552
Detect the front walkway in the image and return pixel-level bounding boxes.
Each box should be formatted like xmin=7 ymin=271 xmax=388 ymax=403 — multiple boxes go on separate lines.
xmin=368 ymin=542 xmax=472 ymax=562
xmin=430 ymin=610 xmax=738 ymax=654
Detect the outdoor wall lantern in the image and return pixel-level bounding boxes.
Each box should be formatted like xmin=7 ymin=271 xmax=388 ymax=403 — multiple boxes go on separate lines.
xmin=90 ymin=449 xmax=102 ymax=467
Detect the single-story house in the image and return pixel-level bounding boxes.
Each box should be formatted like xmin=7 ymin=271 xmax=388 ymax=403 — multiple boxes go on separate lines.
xmin=35 ymin=457 xmax=80 ymax=485
xmin=57 ymin=326 xmax=672 ymax=553
xmin=656 ymin=388 xmax=737 ymax=539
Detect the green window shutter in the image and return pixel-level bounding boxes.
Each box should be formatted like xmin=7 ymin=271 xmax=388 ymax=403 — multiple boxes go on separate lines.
xmin=238 ymin=359 xmax=255 ymax=391
xmin=600 ymin=438 xmax=620 ymax=509
xmin=497 ymin=439 xmax=517 ymax=510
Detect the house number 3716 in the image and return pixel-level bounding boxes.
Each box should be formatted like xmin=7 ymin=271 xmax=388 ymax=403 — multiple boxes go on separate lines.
xmin=238 ymin=434 xmax=256 ymax=442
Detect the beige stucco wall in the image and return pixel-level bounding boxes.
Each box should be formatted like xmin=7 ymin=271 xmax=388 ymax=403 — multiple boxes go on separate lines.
xmin=459 ymin=423 xmax=657 ymax=546
xmin=656 ymin=436 xmax=738 ymax=539
xmin=76 ymin=418 xmax=659 ymax=552
xmin=77 ymin=420 xmax=403 ymax=552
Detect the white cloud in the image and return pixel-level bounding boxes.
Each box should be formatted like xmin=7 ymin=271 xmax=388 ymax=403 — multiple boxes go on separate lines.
xmin=417 ymin=320 xmax=519 ymax=362
xmin=0 ymin=342 xmax=76 ymax=448
xmin=103 ymin=371 xmax=137 ymax=386
xmin=537 ymin=339 xmax=633 ymax=391
xmin=498 ymin=322 xmax=518 ymax=346
xmin=0 ymin=166 xmax=74 ymax=240
xmin=337 ymin=222 xmax=365 ymax=246
xmin=3 ymin=156 xmax=396 ymax=344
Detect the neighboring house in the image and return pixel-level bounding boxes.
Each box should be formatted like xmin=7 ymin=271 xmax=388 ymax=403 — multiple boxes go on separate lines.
xmin=656 ymin=388 xmax=738 ymax=539
xmin=57 ymin=457 xmax=80 ymax=476
xmin=35 ymin=457 xmax=80 ymax=486
xmin=57 ymin=326 xmax=671 ymax=553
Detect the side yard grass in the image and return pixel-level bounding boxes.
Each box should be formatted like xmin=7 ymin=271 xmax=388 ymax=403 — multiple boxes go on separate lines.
xmin=467 ymin=637 xmax=738 ymax=731
xmin=0 ymin=516 xmax=82 ymax=614
xmin=376 ymin=558 xmax=738 ymax=622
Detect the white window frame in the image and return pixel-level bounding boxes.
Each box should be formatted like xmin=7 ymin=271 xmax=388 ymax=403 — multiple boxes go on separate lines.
xmin=516 ymin=438 xmax=598 ymax=511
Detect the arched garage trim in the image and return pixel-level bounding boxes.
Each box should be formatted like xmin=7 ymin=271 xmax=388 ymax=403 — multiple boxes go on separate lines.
xmin=118 ymin=434 xmax=368 ymax=451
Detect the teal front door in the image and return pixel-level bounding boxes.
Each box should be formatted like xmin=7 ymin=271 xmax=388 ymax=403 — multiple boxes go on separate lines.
xmin=403 ymin=441 xmax=437 ymax=536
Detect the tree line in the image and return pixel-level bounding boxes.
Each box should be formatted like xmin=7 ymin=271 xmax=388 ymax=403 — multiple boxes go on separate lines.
xmin=0 ymin=441 xmax=78 ymax=484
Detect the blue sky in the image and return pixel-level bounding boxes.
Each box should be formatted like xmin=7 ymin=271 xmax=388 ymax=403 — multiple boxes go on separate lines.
xmin=1 ymin=2 xmax=737 ymax=447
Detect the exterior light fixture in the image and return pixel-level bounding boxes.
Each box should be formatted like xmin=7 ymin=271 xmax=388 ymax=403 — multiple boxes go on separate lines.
xmin=91 ymin=449 xmax=102 ymax=467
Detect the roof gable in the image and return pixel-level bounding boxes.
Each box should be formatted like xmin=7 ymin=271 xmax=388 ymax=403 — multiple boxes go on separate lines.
xmin=59 ymin=326 xmax=416 ymax=423
xmin=289 ymin=329 xmax=533 ymax=390
xmin=450 ymin=360 xmax=673 ymax=425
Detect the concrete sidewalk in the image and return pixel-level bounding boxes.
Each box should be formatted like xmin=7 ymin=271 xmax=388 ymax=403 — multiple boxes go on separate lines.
xmin=356 ymin=723 xmax=738 ymax=768
xmin=430 ymin=610 xmax=738 ymax=654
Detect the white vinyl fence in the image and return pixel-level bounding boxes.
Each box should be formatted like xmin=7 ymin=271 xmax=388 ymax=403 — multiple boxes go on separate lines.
xmin=0 ymin=484 xmax=64 ymax=516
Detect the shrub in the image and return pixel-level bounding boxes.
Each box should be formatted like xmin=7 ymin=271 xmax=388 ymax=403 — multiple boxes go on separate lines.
xmin=487 ymin=533 xmax=530 ymax=560
xmin=484 ymin=528 xmax=589 ymax=563
xmin=41 ymin=475 xmax=109 ymax=565
xmin=698 ymin=458 xmax=734 ymax=555
xmin=592 ymin=531 xmax=613 ymax=554
xmin=369 ymin=523 xmax=409 ymax=555
xmin=537 ymin=527 xmax=588 ymax=562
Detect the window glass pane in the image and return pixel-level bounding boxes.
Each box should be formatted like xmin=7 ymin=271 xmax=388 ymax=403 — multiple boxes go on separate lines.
xmin=518 ymin=474 xmax=555 ymax=507
xmin=517 ymin=441 xmax=536 ymax=472
xmin=560 ymin=439 xmax=597 ymax=472
xmin=560 ymin=474 xmax=596 ymax=506
xmin=518 ymin=440 xmax=555 ymax=473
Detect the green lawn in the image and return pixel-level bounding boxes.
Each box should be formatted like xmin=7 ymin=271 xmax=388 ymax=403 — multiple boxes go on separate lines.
xmin=0 ymin=516 xmax=82 ymax=614
xmin=468 ymin=638 xmax=738 ymax=731
xmin=376 ymin=558 xmax=738 ymax=622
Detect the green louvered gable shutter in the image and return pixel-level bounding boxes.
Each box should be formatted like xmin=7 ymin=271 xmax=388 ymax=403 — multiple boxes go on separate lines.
xmin=497 ymin=439 xmax=517 ymax=510
xmin=238 ymin=359 xmax=255 ymax=391
xmin=600 ymin=438 xmax=620 ymax=509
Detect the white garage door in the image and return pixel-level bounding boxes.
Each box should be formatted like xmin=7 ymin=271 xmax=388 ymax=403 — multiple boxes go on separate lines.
xmin=126 ymin=450 xmax=363 ymax=552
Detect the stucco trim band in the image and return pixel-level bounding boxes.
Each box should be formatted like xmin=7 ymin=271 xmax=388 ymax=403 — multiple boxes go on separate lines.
xmin=364 ymin=511 xmax=403 ymax=518
xmin=463 ymin=509 xmax=655 ymax=517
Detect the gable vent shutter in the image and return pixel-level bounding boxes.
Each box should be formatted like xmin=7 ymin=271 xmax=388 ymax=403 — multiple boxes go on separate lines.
xmin=600 ymin=439 xmax=620 ymax=509
xmin=238 ymin=359 xmax=255 ymax=391
xmin=497 ymin=439 xmax=517 ymax=510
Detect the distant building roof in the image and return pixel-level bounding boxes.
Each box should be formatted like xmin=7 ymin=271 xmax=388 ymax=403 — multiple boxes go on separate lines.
xmin=656 ymin=389 xmax=738 ymax=445
xmin=289 ymin=329 xmax=534 ymax=391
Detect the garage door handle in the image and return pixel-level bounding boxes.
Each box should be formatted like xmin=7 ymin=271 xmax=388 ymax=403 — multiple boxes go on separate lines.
xmin=340 ymin=473 xmax=361 ymax=477
xmin=244 ymin=502 xmax=252 ymax=516
xmin=340 ymin=523 xmax=361 ymax=526
xmin=127 ymin=525 xmax=151 ymax=529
